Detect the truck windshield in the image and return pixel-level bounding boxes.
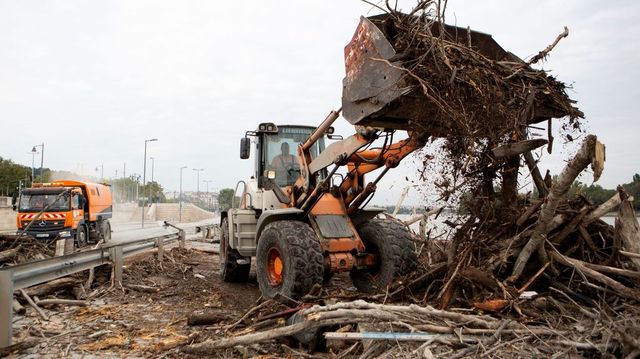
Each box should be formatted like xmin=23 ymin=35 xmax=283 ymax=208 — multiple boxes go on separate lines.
xmin=19 ymin=193 xmax=70 ymax=212
xmin=265 ymin=126 xmax=325 ymax=186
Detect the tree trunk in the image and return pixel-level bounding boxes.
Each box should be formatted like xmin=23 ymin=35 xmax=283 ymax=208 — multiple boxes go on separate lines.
xmin=509 ymin=135 xmax=599 ymax=282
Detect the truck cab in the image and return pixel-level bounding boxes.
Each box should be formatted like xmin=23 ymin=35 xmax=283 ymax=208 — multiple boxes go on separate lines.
xmin=16 ymin=180 xmax=112 ymax=248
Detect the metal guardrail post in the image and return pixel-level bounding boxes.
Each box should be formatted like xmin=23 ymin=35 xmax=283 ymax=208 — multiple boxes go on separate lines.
xmin=0 ymin=270 xmax=14 ymax=348
xmin=110 ymin=247 xmax=123 ymax=286
xmin=179 ymin=229 xmax=185 ymax=249
xmin=156 ymin=237 xmax=164 ymax=261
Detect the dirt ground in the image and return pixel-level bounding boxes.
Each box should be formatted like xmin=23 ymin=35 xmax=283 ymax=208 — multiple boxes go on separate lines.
xmin=10 ymin=242 xmax=265 ymax=358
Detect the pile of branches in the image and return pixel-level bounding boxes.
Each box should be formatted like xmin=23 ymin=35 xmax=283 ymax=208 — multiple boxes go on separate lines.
xmin=181 ymin=1 xmax=640 ymax=357
xmin=182 ymin=299 xmax=640 ymax=358
xmin=0 ymin=235 xmax=56 ymax=267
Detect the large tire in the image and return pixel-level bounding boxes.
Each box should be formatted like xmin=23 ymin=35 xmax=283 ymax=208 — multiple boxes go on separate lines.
xmin=76 ymin=225 xmax=88 ymax=247
xmin=350 ymin=218 xmax=415 ymax=293
xmin=256 ymin=221 xmax=323 ymax=300
xmin=101 ymin=221 xmax=112 ymax=242
xmin=219 ymin=218 xmax=251 ymax=282
xmin=386 ymin=219 xmax=418 ymax=275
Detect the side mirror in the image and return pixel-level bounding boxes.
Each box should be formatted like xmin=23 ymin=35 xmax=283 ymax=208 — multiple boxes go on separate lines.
xmin=78 ymin=195 xmax=86 ymax=207
xmin=240 ymin=137 xmax=250 ymax=159
xmin=12 ymin=205 xmax=17 ymax=211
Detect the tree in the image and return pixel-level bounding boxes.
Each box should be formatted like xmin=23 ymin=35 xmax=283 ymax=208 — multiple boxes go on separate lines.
xmin=0 ymin=156 xmax=32 ymax=196
xmin=218 ymin=188 xmax=236 ymax=211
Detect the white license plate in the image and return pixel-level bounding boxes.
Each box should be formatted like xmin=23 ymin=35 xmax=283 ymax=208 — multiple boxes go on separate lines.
xmin=36 ymin=234 xmax=49 ymax=238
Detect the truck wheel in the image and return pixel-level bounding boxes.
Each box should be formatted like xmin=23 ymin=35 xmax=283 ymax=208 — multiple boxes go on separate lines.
xmin=256 ymin=221 xmax=323 ymax=300
xmin=75 ymin=225 xmax=88 ymax=249
xmin=219 ymin=218 xmax=251 ymax=282
xmin=350 ymin=218 xmax=412 ymax=293
xmin=101 ymin=221 xmax=112 ymax=242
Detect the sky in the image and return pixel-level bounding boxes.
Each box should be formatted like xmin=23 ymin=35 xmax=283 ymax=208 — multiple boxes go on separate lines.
xmin=1 ymin=0 xmax=638 ymax=206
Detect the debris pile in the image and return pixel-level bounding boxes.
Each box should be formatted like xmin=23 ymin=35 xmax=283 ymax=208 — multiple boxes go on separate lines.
xmin=0 ymin=234 xmax=56 ymax=266
xmin=179 ymin=1 xmax=640 ymax=357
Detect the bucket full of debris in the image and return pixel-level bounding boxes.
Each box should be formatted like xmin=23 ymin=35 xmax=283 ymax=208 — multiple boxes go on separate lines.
xmin=341 ymin=13 xmax=582 ymax=136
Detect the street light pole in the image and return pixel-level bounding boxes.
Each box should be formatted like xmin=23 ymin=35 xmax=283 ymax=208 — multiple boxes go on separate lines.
xmin=150 ymin=156 xmax=155 ymax=205
xmin=203 ymin=180 xmax=212 ymax=210
xmin=29 ymin=149 xmax=38 ymax=185
xmin=31 ymin=144 xmax=44 ymax=182
xmin=193 ymin=168 xmax=204 ymax=208
xmin=39 ymin=142 xmax=44 ymax=182
xmin=142 ymin=138 xmax=158 ymax=228
xmin=179 ymin=166 xmax=187 ymax=222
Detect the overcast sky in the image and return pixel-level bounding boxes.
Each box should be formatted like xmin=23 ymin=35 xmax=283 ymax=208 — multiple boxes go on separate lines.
xmin=1 ymin=1 xmax=638 ymax=206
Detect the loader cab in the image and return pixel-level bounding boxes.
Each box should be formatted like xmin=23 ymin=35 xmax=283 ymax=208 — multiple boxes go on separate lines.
xmin=241 ymin=123 xmax=328 ymax=188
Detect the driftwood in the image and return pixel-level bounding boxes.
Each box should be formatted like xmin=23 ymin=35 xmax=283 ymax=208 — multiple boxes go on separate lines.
xmin=13 ymin=298 xmax=25 ymax=314
xmin=124 ymin=284 xmax=160 ymax=293
xmin=509 ymin=135 xmax=599 ymax=281
xmin=616 ymin=197 xmax=640 ymax=270
xmin=35 ymin=299 xmax=88 ymax=307
xmin=549 ymin=249 xmax=640 ymax=300
xmin=584 ymin=191 xmax=623 ymax=224
xmin=22 ymin=277 xmax=78 ymax=297
xmin=524 ymin=152 xmax=548 ymax=197
xmin=492 ymin=139 xmax=547 ymax=159
xmin=20 ymin=289 xmax=49 ymax=321
xmin=187 ymin=312 xmax=232 ymax=326
xmin=0 ymin=246 xmax=21 ymax=262
xmin=0 ymin=339 xmax=39 ymax=357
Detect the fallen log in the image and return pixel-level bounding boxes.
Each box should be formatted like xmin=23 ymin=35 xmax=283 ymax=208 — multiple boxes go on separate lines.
xmin=20 ymin=289 xmax=49 ymax=321
xmin=549 ymin=249 xmax=640 ymax=300
xmin=124 ymin=284 xmax=159 ymax=293
xmin=21 ymin=277 xmax=78 ymax=297
xmin=35 ymin=299 xmax=88 ymax=307
xmin=509 ymin=135 xmax=600 ymax=282
xmin=524 ymin=152 xmax=548 ymax=198
xmin=616 ymin=197 xmax=640 ymax=271
xmin=13 ymin=298 xmax=25 ymax=314
xmin=584 ymin=191 xmax=623 ymax=224
xmin=0 ymin=339 xmax=39 ymax=357
xmin=187 ymin=312 xmax=231 ymax=326
xmin=0 ymin=246 xmax=21 ymax=262
xmin=492 ymin=139 xmax=548 ymax=159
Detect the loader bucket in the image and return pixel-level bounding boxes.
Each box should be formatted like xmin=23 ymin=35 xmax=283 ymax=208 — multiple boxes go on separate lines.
xmin=341 ymin=14 xmax=520 ymax=131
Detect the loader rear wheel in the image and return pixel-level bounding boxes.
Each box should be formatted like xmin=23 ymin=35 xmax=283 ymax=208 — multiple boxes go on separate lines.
xmin=350 ymin=218 xmax=412 ymax=293
xmin=219 ymin=218 xmax=251 ymax=282
xmin=256 ymin=221 xmax=323 ymax=300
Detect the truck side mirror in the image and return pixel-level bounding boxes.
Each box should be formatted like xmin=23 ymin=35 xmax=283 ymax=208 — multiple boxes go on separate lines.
xmin=11 ymin=193 xmax=17 ymax=211
xmin=240 ymin=137 xmax=250 ymax=159
xmin=78 ymin=195 xmax=86 ymax=207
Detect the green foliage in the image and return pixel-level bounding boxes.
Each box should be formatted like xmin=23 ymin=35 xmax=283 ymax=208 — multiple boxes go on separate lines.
xmin=218 ymin=188 xmax=235 ymax=211
xmin=0 ymin=156 xmax=33 ymax=196
xmin=140 ymin=181 xmax=166 ymax=203
xmin=557 ymin=174 xmax=639 ymax=211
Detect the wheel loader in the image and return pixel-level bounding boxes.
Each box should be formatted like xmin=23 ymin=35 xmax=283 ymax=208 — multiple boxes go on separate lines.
xmin=220 ymin=14 xmax=514 ymax=299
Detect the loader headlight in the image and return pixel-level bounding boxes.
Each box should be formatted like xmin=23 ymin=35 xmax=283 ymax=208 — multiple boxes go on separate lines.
xmin=58 ymin=230 xmax=71 ymax=238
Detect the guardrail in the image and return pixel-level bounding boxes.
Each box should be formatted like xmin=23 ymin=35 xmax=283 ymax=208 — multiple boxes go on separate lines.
xmin=0 ymin=227 xmax=185 ymax=348
xmin=194 ymin=223 xmax=220 ymax=241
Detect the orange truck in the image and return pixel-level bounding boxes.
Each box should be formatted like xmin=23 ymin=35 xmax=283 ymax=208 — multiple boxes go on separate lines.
xmin=14 ymin=180 xmax=112 ymax=247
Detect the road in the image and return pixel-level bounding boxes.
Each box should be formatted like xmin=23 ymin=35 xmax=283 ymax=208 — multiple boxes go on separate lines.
xmin=109 ymin=217 xmax=219 ymax=245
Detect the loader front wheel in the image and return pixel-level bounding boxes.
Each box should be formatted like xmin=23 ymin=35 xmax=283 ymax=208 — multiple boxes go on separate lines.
xmin=219 ymin=218 xmax=251 ymax=282
xmin=256 ymin=221 xmax=323 ymax=300
xmin=350 ymin=218 xmax=409 ymax=293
